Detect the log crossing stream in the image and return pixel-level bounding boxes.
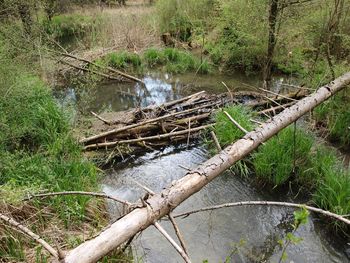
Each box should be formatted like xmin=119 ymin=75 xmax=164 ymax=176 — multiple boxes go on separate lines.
xmin=56 ymin=72 xmax=349 ymax=262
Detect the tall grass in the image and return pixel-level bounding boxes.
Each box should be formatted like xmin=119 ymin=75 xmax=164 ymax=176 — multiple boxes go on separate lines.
xmin=213 ymin=105 xmax=255 ymax=147
xmin=314 ymin=90 xmax=350 ymax=148
xmin=252 ymin=126 xmax=314 ymax=186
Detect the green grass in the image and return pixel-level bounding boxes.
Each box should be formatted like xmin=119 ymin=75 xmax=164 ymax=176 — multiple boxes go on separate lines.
xmin=314 ymin=90 xmax=350 ymax=148
xmin=313 ymin=169 xmax=350 ymax=229
xmin=252 ymin=126 xmax=314 ymax=186
xmin=213 ymin=105 xmax=255 ymax=147
xmin=98 ymin=48 xmax=211 ymax=74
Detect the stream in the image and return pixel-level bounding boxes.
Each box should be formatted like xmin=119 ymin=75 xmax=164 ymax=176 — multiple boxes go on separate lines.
xmin=55 ymin=72 xmax=349 ymax=262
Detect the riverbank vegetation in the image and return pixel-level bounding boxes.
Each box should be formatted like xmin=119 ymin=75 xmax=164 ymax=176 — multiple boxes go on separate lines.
xmin=0 ymin=0 xmax=349 ymax=261
xmin=212 ymin=105 xmax=350 ymax=231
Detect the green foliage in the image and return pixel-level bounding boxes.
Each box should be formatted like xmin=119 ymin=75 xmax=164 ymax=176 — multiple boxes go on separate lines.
xmin=0 ymin=63 xmax=98 ymax=225
xmin=313 ymin=169 xmax=350 ymax=228
xmin=252 ymin=126 xmax=314 ymax=186
xmin=43 ymin=13 xmax=99 ymax=40
xmin=314 ymin=90 xmax=350 ymax=148
xmin=143 ymin=48 xmax=166 ymax=67
xmin=102 ymin=51 xmax=142 ymax=71
xmin=156 ymin=0 xmax=214 ymax=40
xmin=142 ymin=47 xmax=210 ymax=74
xmin=213 ymin=105 xmax=255 ymax=147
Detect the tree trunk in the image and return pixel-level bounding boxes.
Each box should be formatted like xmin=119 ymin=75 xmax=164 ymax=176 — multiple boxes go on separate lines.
xmin=263 ymin=0 xmax=279 ymax=88
xmin=64 ymin=73 xmax=350 ymax=263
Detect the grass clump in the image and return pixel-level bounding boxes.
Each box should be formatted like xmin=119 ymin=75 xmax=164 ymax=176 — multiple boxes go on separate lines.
xmin=142 ymin=47 xmax=211 ymax=74
xmin=252 ymin=126 xmax=314 ymax=186
xmin=314 ymin=90 xmax=350 ymax=148
xmin=213 ymin=105 xmax=255 ymax=147
xmin=103 ymin=51 xmax=142 ymax=72
xmin=313 ymin=169 xmax=350 ymax=228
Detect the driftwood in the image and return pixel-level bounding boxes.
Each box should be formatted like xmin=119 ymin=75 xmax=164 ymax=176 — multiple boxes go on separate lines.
xmin=23 ymin=191 xmax=131 ymax=206
xmin=57 ymin=51 xmax=144 ymax=84
xmin=81 ymin=89 xmax=306 ymax=158
xmin=173 ymin=201 xmax=350 ymax=225
xmin=0 ymin=213 xmax=59 ymax=259
xmin=64 ymin=72 xmax=350 ymax=263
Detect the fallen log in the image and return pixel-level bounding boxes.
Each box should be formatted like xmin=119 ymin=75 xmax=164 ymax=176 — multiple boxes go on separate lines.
xmin=64 ymin=73 xmax=350 ymax=263
xmin=58 ymin=51 xmax=144 ymax=84
xmin=84 ymin=124 xmax=213 ymax=150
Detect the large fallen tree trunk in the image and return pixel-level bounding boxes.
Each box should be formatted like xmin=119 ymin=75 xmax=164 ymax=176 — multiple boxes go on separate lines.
xmin=64 ymin=73 xmax=350 ymax=263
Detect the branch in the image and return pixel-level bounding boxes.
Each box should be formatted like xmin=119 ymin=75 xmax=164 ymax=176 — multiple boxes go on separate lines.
xmin=0 ymin=213 xmax=59 ymax=258
xmin=153 ymin=222 xmax=192 ymax=263
xmin=91 ymin=111 xmax=112 ymax=125
xmin=223 ymin=111 xmax=248 ymax=134
xmin=23 ymin=191 xmax=132 ymax=206
xmin=168 ymin=214 xmax=190 ymax=256
xmin=173 ymin=201 xmax=350 ymax=225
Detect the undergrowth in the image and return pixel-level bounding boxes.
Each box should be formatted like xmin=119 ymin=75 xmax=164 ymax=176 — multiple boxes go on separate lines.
xmin=97 ymin=47 xmax=211 ymax=74
xmin=211 ymin=105 xmax=350 ymax=230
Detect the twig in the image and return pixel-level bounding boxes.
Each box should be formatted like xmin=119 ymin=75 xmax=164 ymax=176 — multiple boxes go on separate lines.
xmin=222 ymin=82 xmax=234 ymax=102
xmin=23 ymin=191 xmax=131 ymax=206
xmin=0 ymin=213 xmax=59 ymax=258
xmin=210 ymin=131 xmax=222 ymax=151
xmin=250 ymin=119 xmax=263 ymax=125
xmin=186 ymin=120 xmax=191 ymax=147
xmin=258 ymin=101 xmax=296 ymax=115
xmin=130 ymin=179 xmax=155 ymax=195
xmin=168 ymin=214 xmax=189 ymax=256
xmin=256 ymin=87 xmax=298 ymax=102
xmin=154 ymin=222 xmax=192 ymax=263
xmin=223 ymin=111 xmax=248 ymax=134
xmin=178 ymin=164 xmax=191 ymax=171
xmin=91 ymin=111 xmax=112 ymax=125
xmin=173 ymin=201 xmax=350 ymax=225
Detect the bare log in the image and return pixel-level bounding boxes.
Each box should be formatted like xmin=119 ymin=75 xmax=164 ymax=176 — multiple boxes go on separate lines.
xmin=60 ymin=60 xmax=123 ymax=81
xmin=80 ymin=100 xmax=219 ymax=144
xmin=173 ymin=201 xmax=350 ymax=225
xmin=0 ymin=213 xmax=59 ymax=258
xmin=23 ymin=191 xmax=131 ymax=206
xmin=84 ymin=124 xmax=213 ymax=150
xmin=64 ymin=73 xmax=350 ymax=263
xmin=59 ymin=51 xmax=143 ymax=84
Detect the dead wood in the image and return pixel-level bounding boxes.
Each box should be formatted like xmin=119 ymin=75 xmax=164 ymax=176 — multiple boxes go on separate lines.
xmin=23 ymin=191 xmax=132 ymax=206
xmin=0 ymin=213 xmax=59 ymax=258
xmin=59 ymin=51 xmax=144 ymax=84
xmin=173 ymin=201 xmax=350 ymax=225
xmin=64 ymin=72 xmax=350 ymax=263
xmin=84 ymin=124 xmax=213 ymax=150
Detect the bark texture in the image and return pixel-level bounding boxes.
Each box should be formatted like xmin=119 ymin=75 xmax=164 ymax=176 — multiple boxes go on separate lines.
xmin=64 ymin=73 xmax=350 ymax=263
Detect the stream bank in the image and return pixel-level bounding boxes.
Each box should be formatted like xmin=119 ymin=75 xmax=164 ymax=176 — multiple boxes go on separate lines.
xmin=56 ymin=71 xmax=350 ymax=262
